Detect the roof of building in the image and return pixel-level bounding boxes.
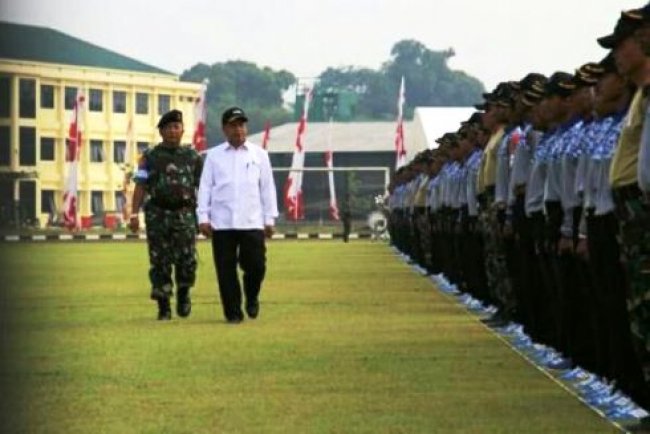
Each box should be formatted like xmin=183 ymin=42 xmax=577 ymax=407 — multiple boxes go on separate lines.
xmin=0 ymin=21 xmax=174 ymax=75
xmin=248 ymin=107 xmax=474 ymax=159
xmin=248 ymin=121 xmax=418 ymax=156
xmin=411 ymin=107 xmax=475 ymax=150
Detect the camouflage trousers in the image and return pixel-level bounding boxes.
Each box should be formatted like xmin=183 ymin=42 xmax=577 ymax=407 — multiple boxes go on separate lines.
xmin=479 ymin=205 xmax=515 ymax=316
xmin=617 ymin=198 xmax=650 ymax=374
xmin=144 ymin=204 xmax=197 ymax=300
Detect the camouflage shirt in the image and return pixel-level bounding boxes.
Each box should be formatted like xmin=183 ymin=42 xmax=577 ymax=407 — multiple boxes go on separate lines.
xmin=133 ymin=143 xmax=203 ymax=210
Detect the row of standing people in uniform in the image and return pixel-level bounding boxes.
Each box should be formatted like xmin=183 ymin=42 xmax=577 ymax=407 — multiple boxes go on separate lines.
xmin=387 ymin=7 xmax=650 ymax=415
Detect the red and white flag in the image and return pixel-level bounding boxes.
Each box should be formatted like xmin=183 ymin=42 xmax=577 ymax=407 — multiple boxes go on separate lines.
xmin=394 ymin=76 xmax=407 ymax=169
xmin=283 ymin=88 xmax=312 ymax=220
xmin=125 ymin=116 xmax=134 ymax=166
xmin=261 ymin=121 xmax=271 ymax=150
xmin=324 ymin=118 xmax=339 ymax=220
xmin=62 ymin=89 xmax=85 ymax=230
xmin=192 ymin=79 xmax=209 ymax=152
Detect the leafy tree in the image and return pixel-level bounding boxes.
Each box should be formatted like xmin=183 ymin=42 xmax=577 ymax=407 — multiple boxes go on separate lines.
xmin=181 ymin=61 xmax=295 ymax=144
xmin=316 ymin=39 xmax=484 ymax=120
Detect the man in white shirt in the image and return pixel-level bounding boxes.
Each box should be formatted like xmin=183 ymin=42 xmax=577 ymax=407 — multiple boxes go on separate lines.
xmin=197 ymin=107 xmax=279 ymax=323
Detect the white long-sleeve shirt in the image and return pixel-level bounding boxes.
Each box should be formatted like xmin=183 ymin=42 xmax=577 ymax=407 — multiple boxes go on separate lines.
xmin=197 ymin=141 xmax=278 ymax=230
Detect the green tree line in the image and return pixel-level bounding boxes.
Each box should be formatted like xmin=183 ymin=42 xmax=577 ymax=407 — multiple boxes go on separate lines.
xmin=180 ymin=39 xmax=484 ymax=144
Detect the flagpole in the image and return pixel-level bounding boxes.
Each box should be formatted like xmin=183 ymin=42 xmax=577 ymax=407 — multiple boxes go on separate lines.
xmin=193 ymin=78 xmax=209 ymax=153
xmin=394 ymin=76 xmax=407 ymax=170
xmin=325 ymin=117 xmax=339 ymax=221
xmin=63 ymin=89 xmax=85 ymax=230
xmin=283 ymin=87 xmax=312 ymax=221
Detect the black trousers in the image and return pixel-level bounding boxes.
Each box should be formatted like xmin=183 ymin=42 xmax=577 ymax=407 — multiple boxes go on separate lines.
xmin=211 ymin=230 xmax=266 ymax=320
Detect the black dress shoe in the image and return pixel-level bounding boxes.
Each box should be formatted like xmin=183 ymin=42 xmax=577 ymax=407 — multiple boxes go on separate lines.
xmin=245 ymin=301 xmax=259 ymax=319
xmin=157 ymin=297 xmax=172 ymax=320
xmin=176 ymin=287 xmax=191 ymax=318
xmin=226 ymin=316 xmax=243 ymax=324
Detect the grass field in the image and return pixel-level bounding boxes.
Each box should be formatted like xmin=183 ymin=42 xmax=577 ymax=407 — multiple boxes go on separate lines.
xmin=0 ymin=241 xmax=619 ymax=433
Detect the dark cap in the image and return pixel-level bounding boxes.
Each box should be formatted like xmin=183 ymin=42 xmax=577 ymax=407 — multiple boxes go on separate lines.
xmin=221 ymin=107 xmax=248 ymax=125
xmin=462 ymin=112 xmax=483 ymax=126
xmin=435 ymin=132 xmax=458 ymax=146
xmin=597 ymin=8 xmax=648 ymax=49
xmin=518 ymin=73 xmax=547 ymax=94
xmin=599 ymin=52 xmax=619 ymax=74
xmin=545 ymin=71 xmax=575 ymax=98
xmin=522 ymin=91 xmax=544 ymax=107
xmin=571 ymin=62 xmax=604 ymax=87
xmin=157 ymin=109 xmax=183 ymax=128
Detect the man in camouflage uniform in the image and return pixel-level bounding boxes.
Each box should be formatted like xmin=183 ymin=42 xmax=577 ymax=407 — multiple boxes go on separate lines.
xmin=129 ymin=109 xmax=203 ymax=320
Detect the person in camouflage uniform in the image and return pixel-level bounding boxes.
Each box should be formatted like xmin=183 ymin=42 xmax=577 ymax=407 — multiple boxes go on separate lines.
xmin=129 ymin=109 xmax=204 ymax=320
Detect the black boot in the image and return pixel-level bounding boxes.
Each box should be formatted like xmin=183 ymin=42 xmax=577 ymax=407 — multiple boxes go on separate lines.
xmin=157 ymin=297 xmax=172 ymax=320
xmin=176 ymin=287 xmax=191 ymax=318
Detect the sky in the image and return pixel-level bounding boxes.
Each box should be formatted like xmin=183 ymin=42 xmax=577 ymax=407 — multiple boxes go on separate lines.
xmin=0 ymin=0 xmax=643 ymax=92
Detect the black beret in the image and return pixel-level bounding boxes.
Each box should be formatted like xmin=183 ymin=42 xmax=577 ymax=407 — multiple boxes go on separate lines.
xmin=222 ymin=106 xmax=248 ymax=125
xmin=157 ymin=109 xmax=183 ymax=128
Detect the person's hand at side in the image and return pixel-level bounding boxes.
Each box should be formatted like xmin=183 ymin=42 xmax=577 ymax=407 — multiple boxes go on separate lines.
xmin=129 ymin=215 xmax=139 ymax=233
xmin=264 ymin=225 xmax=274 ymax=239
xmin=199 ymin=223 xmax=212 ymax=238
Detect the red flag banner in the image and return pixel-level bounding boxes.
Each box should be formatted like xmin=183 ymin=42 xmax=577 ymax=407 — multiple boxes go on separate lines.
xmin=62 ymin=89 xmax=85 ymax=230
xmin=284 ymin=88 xmax=312 ymax=220
xmin=394 ymin=76 xmax=407 ymax=169
xmin=325 ymin=119 xmax=339 ymax=220
xmin=192 ymin=79 xmax=209 ymax=152
xmin=262 ymin=121 xmax=271 ymax=150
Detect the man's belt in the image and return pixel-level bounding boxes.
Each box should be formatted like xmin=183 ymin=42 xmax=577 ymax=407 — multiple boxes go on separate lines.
xmin=149 ymin=200 xmax=195 ymax=211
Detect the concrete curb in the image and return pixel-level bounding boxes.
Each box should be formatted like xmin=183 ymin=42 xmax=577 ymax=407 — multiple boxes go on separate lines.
xmin=1 ymin=233 xmax=374 ymax=242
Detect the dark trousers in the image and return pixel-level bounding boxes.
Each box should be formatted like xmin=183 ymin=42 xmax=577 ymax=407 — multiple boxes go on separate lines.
xmin=211 ymin=230 xmax=266 ymax=320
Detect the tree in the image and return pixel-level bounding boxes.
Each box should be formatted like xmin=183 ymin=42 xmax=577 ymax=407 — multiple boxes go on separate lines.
xmin=384 ymin=40 xmax=483 ymax=111
xmin=181 ymin=61 xmax=295 ymax=145
xmin=315 ymin=39 xmax=484 ymax=120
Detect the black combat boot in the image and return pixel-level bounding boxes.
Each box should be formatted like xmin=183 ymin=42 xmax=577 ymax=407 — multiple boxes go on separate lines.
xmin=176 ymin=287 xmax=191 ymax=318
xmin=157 ymin=297 xmax=172 ymax=320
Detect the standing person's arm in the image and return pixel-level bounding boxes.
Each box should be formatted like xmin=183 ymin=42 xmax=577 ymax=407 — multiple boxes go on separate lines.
xmin=196 ymin=152 xmax=214 ymax=237
xmin=128 ymin=184 xmax=145 ymax=232
xmin=128 ymin=153 xmax=150 ymax=233
xmin=259 ymin=150 xmax=278 ymax=238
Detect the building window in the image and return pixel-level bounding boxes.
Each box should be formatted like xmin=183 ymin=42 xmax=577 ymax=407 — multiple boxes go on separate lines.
xmin=40 ymin=84 xmax=55 ymax=109
xmin=41 ymin=189 xmax=55 ymax=214
xmin=158 ymin=94 xmax=170 ymax=115
xmin=19 ymin=127 xmax=36 ymax=166
xmin=0 ymin=76 xmax=10 ymax=118
xmin=89 ymin=89 xmax=103 ymax=112
xmin=91 ymin=191 xmax=104 ymax=215
xmin=19 ymin=78 xmax=36 ymax=118
xmin=0 ymin=126 xmax=9 ymax=166
xmin=137 ymin=141 xmax=149 ymax=155
xmin=115 ymin=191 xmax=125 ymax=213
xmin=113 ymin=91 xmax=126 ymax=113
xmin=136 ymin=93 xmax=149 ymax=114
xmin=113 ymin=140 xmax=126 ymax=163
xmin=90 ymin=140 xmax=104 ymax=162
xmin=65 ymin=86 xmax=78 ymax=110
xmin=40 ymin=137 xmax=55 ymax=161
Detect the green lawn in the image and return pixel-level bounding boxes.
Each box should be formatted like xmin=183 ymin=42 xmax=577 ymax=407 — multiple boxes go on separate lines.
xmin=0 ymin=241 xmax=619 ymax=433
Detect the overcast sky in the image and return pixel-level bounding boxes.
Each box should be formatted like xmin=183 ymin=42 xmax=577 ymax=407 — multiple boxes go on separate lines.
xmin=0 ymin=0 xmax=642 ymax=91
